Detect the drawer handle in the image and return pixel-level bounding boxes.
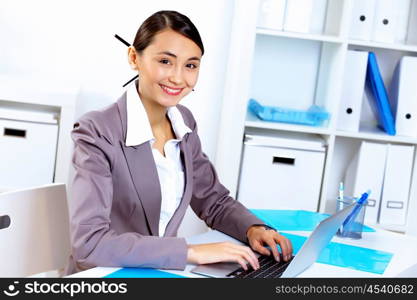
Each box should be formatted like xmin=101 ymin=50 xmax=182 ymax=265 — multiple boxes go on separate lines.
xmin=3 ymin=128 xmax=26 ymax=138
xmin=272 ymin=156 xmax=295 ymax=165
xmin=0 ymin=215 xmax=11 ymax=230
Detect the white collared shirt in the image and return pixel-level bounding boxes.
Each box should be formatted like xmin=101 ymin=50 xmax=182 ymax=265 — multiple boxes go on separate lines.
xmin=125 ymin=82 xmax=192 ymax=236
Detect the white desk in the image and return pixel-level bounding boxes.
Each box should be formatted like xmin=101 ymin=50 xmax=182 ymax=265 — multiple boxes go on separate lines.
xmin=69 ymin=227 xmax=417 ymax=278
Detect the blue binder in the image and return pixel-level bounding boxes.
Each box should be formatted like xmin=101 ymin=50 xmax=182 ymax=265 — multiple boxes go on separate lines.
xmin=366 ymin=52 xmax=396 ymax=135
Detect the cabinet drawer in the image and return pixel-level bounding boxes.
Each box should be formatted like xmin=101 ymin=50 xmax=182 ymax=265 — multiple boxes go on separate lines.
xmin=238 ymin=142 xmax=325 ymax=211
xmin=0 ymin=119 xmax=58 ymax=189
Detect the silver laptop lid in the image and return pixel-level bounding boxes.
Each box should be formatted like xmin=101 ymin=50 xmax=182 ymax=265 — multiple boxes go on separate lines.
xmin=280 ymin=202 xmax=356 ymax=277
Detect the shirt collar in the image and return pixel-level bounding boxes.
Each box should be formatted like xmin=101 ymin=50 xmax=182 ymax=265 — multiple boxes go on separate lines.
xmin=125 ymin=81 xmax=192 ymax=147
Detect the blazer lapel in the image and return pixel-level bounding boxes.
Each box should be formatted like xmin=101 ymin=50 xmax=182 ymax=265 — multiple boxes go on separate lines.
xmin=163 ymin=138 xmax=194 ymax=236
xmin=120 ymin=141 xmax=161 ymax=237
xmin=117 ymin=93 xmax=161 ymax=236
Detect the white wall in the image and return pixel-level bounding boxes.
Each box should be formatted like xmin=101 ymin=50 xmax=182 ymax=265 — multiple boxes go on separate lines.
xmin=0 ymin=0 xmax=236 ymax=237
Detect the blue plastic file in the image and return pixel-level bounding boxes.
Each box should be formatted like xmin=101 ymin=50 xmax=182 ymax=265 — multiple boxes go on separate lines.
xmin=104 ymin=210 xmax=388 ymax=277
xmin=104 ymin=233 xmax=390 ymax=277
xmin=248 ymin=99 xmax=330 ymax=127
xmin=281 ymin=232 xmax=392 ymax=274
xmin=250 ymin=209 xmax=375 ymax=232
xmin=366 ymin=52 xmax=396 ymax=135
xmin=105 ymin=268 xmax=185 ymax=278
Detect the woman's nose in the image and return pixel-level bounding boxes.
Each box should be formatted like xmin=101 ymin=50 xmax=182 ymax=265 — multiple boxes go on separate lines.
xmin=168 ymin=67 xmax=184 ymax=85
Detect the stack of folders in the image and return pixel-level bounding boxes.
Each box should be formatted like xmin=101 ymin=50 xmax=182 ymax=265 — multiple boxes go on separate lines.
xmin=338 ymin=51 xmax=417 ymax=137
xmin=349 ymin=0 xmax=415 ymax=44
xmin=257 ymin=0 xmax=327 ymax=34
xmin=344 ymin=141 xmax=415 ymax=227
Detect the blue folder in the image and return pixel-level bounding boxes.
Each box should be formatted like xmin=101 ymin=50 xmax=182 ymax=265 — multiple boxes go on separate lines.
xmin=250 ymin=209 xmax=375 ymax=232
xmin=366 ymin=52 xmax=396 ymax=135
xmin=282 ymin=232 xmax=392 ymax=275
xmin=105 ymin=268 xmax=185 ymax=278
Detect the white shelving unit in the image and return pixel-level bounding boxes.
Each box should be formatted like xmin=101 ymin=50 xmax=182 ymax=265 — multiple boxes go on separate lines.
xmin=215 ymin=0 xmax=417 ymax=235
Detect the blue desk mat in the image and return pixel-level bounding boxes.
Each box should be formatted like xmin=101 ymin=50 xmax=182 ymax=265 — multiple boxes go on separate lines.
xmin=104 ymin=234 xmax=392 ymax=277
xmin=105 ymin=268 xmax=186 ymax=278
xmin=281 ymin=232 xmax=392 ymax=274
xmin=251 ymin=209 xmax=375 ymax=232
xmin=104 ymin=210 xmax=390 ymax=277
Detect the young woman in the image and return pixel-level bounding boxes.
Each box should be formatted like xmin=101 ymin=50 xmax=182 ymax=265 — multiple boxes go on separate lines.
xmin=65 ymin=10 xmax=292 ymax=275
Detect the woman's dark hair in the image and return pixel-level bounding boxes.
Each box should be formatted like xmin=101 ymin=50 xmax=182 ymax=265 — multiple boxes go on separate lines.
xmin=133 ymin=10 xmax=204 ymax=55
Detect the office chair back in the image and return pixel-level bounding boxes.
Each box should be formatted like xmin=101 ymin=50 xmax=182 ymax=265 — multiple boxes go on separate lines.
xmin=0 ymin=183 xmax=71 ymax=277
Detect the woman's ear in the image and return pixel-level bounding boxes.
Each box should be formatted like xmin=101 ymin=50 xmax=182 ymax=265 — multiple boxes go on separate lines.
xmin=127 ymin=46 xmax=139 ymax=71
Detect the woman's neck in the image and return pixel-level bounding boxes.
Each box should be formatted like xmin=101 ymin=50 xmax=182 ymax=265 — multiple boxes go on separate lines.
xmin=137 ymin=85 xmax=167 ymax=129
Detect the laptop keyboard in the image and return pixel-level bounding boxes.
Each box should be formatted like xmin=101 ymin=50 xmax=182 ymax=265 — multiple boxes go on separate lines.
xmin=226 ymin=254 xmax=294 ymax=278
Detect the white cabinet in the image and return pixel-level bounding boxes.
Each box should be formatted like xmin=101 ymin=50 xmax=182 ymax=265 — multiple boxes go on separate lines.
xmin=215 ymin=0 xmax=417 ymax=234
xmin=0 ymin=109 xmax=59 ymax=189
xmin=238 ymin=130 xmax=326 ymax=210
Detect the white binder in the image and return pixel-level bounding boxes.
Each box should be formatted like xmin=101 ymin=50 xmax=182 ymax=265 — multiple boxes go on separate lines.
xmin=257 ymin=0 xmax=287 ymax=31
xmin=337 ymin=50 xmax=368 ymax=132
xmin=349 ymin=0 xmax=377 ymax=41
xmin=371 ymin=0 xmax=397 ymax=43
xmin=388 ymin=56 xmax=417 ymax=137
xmin=283 ymin=0 xmax=313 ymax=33
xmin=406 ymin=0 xmax=417 ymax=44
xmin=379 ymin=144 xmax=414 ymax=226
xmin=393 ymin=0 xmax=411 ymax=43
xmin=344 ymin=141 xmax=387 ymax=224
xmin=309 ymin=0 xmax=328 ymax=35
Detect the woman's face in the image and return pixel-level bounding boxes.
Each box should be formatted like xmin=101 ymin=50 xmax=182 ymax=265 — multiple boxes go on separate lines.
xmin=128 ymin=29 xmax=202 ymax=108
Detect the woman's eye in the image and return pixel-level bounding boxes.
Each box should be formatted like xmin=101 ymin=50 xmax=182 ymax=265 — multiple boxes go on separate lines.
xmin=186 ymin=63 xmax=198 ymax=69
xmin=160 ymin=59 xmax=170 ymax=65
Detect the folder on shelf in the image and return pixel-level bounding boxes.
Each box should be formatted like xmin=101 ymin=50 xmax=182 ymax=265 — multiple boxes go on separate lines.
xmin=337 ymin=50 xmax=368 ymax=132
xmin=257 ymin=0 xmax=287 ymax=31
xmin=371 ymin=0 xmax=397 ymax=43
xmin=309 ymin=0 xmax=328 ymax=35
xmin=393 ymin=0 xmax=412 ymax=43
xmin=366 ymin=52 xmax=396 ymax=135
xmin=349 ymin=0 xmax=377 ymax=41
xmin=379 ymin=144 xmax=414 ymax=226
xmin=283 ymin=0 xmax=313 ymax=33
xmin=388 ymin=56 xmax=417 ymax=137
xmin=344 ymin=141 xmax=387 ymax=224
xmin=406 ymin=0 xmax=417 ymax=45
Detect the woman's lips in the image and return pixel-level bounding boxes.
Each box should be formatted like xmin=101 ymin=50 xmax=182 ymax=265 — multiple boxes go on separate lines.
xmin=159 ymin=84 xmax=184 ymax=96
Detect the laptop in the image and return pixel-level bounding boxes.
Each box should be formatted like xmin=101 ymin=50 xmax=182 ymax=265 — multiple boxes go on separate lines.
xmin=191 ymin=202 xmax=356 ymax=278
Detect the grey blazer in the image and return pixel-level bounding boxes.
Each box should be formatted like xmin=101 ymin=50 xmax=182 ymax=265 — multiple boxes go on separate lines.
xmin=65 ymin=92 xmax=265 ymax=275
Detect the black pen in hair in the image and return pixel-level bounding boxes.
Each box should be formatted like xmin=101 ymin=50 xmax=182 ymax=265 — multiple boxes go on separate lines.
xmin=114 ymin=34 xmax=131 ymax=47
xmin=114 ymin=34 xmax=138 ymax=87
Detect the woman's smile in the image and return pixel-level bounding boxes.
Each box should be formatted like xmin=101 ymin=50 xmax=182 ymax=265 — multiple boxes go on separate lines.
xmin=159 ymin=84 xmax=184 ymax=96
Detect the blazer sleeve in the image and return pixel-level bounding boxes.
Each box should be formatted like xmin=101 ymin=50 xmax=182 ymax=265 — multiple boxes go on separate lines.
xmin=186 ymin=116 xmax=266 ymax=243
xmin=69 ymin=116 xmax=188 ymax=271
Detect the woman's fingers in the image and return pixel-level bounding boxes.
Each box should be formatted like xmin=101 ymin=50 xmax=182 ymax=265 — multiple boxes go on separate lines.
xmin=229 ymin=243 xmax=259 ymax=270
xmin=274 ymin=234 xmax=293 ymax=261
xmin=263 ymin=236 xmax=281 ymax=262
xmin=187 ymin=242 xmax=260 ymax=270
xmin=251 ymin=240 xmax=271 ymax=256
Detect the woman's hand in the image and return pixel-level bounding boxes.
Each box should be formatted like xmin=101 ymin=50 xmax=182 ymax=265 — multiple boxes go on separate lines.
xmin=246 ymin=225 xmax=293 ymax=262
xmin=187 ymin=242 xmax=260 ymax=271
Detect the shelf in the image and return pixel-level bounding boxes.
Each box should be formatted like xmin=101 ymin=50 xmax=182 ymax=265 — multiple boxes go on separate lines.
xmin=335 ymin=123 xmax=417 ymax=145
xmin=348 ymin=39 xmax=417 ymax=53
xmin=256 ymin=28 xmax=344 ymax=44
xmin=245 ymin=111 xmax=331 ymax=135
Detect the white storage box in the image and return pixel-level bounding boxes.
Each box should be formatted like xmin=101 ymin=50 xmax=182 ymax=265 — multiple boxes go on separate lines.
xmin=237 ymin=129 xmax=326 ymax=211
xmin=0 ymin=108 xmax=58 ymax=189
